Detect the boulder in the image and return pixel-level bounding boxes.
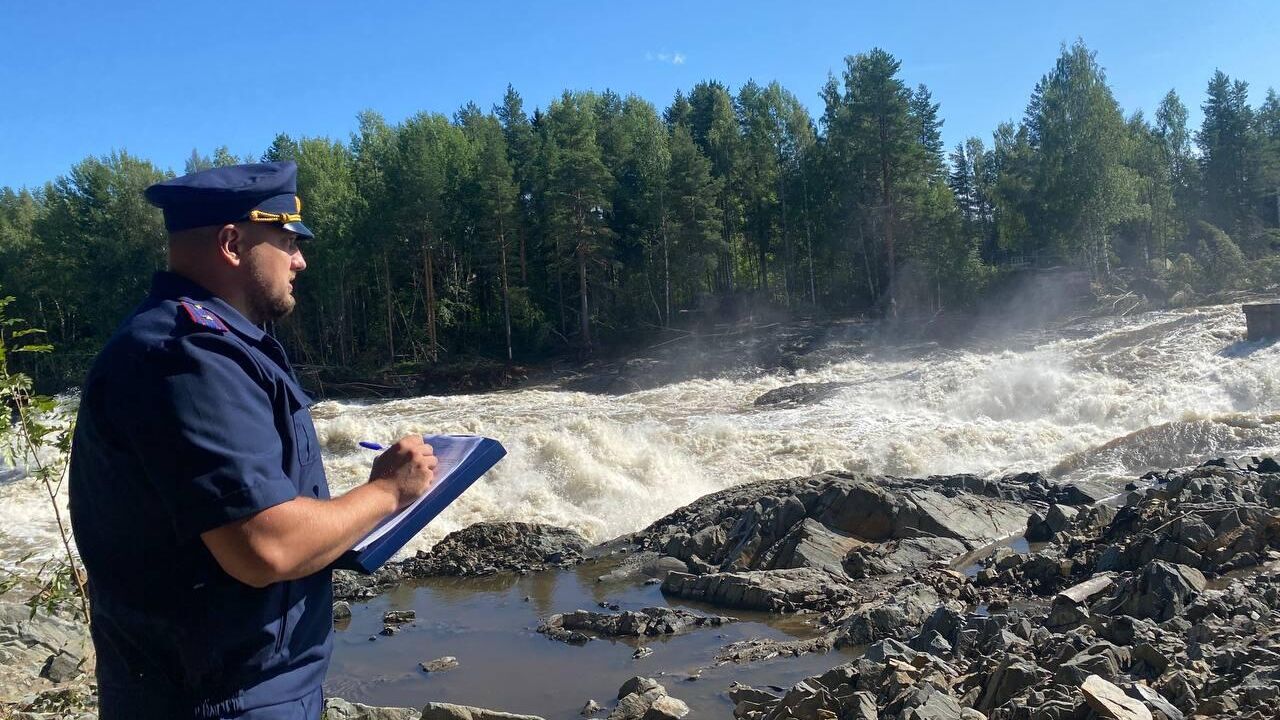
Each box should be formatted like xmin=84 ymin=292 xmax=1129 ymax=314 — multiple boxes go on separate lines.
xmin=753 ymin=382 xmax=848 ymax=408
xmin=420 ymin=656 xmax=459 ymax=673
xmin=978 ymin=658 xmax=1042 ymax=713
xmin=640 ymin=695 xmax=689 ymax=719
xmin=399 ymin=522 xmax=589 ymax=577
xmin=1109 ymin=562 xmax=1206 ymax=622
xmin=1044 ymin=504 xmax=1080 ymax=534
xmin=617 ymin=677 xmax=664 ymax=700
xmin=38 ymin=652 xmax=82 ymax=684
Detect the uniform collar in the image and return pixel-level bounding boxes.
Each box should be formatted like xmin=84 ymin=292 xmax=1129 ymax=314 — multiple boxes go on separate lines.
xmin=149 ymin=271 xmax=267 ymax=343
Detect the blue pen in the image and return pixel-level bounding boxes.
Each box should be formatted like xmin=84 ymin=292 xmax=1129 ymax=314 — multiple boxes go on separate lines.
xmin=358 ymin=441 xmax=384 ymax=451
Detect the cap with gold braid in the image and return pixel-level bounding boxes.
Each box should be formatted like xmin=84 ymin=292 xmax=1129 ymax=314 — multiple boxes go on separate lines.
xmin=143 ymin=161 xmax=314 ymax=239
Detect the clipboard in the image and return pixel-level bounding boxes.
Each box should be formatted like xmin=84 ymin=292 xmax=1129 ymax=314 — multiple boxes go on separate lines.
xmin=333 ymin=435 xmax=506 ymax=574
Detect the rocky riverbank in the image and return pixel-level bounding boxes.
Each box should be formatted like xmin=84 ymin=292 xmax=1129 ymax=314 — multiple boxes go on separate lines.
xmin=2 ymin=458 xmax=1278 ymax=719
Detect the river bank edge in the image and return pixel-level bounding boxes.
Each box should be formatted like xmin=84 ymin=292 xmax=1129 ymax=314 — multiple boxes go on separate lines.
xmin=298 ymin=282 xmax=1279 ymax=403
xmin=3 ymin=455 xmax=1277 ymax=719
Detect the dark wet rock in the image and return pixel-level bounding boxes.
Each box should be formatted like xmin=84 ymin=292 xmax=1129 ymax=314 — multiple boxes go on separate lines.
xmin=752 ymin=381 xmax=848 ymax=408
xmin=399 ymin=522 xmax=589 ymax=577
xmin=333 ymin=567 xmax=402 ymax=600
xmin=537 ymin=607 xmax=733 ymax=644
xmin=38 ymin=651 xmax=82 ymax=684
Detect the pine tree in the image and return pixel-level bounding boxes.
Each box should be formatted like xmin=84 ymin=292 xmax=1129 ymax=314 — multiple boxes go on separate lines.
xmin=1198 ymin=71 xmax=1260 ymax=239
xmin=540 ymin=92 xmax=614 ymax=351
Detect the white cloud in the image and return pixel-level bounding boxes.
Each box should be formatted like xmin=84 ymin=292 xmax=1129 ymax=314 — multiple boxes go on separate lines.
xmin=645 ymin=50 xmax=687 ymax=66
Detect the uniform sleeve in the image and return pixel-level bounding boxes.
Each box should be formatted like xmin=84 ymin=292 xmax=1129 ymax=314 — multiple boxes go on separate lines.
xmin=126 ymin=332 xmax=299 ymax=540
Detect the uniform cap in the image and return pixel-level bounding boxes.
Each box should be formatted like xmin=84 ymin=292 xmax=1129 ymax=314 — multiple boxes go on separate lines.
xmin=144 ymin=161 xmax=314 ymax=239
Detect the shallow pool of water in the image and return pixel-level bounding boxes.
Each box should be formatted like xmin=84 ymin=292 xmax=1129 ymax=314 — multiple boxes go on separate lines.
xmin=325 ymin=563 xmax=856 ymax=717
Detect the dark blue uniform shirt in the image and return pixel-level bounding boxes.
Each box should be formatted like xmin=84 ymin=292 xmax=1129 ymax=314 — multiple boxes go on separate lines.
xmin=69 ymin=271 xmax=332 ymax=719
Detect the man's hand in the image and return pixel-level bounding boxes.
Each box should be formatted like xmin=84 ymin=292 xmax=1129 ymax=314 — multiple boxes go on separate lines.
xmin=369 ymin=436 xmax=436 ymax=509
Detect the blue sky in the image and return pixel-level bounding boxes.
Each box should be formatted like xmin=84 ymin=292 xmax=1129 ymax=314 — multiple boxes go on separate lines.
xmin=1 ymin=1 xmax=1277 ymax=189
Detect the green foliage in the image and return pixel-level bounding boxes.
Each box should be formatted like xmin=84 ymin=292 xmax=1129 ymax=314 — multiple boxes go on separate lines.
xmin=1164 ymin=253 xmax=1201 ymax=294
xmin=1198 ymin=72 xmax=1261 ymax=239
xmin=0 ymin=294 xmax=89 ymax=622
xmin=1189 ymin=221 xmax=1246 ymax=290
xmin=1025 ymin=41 xmax=1136 ymax=267
xmin=2 ymin=44 xmax=1279 ymax=386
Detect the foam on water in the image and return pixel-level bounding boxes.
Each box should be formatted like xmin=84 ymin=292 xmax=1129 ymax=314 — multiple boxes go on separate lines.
xmin=3 ymin=303 xmax=1278 ymax=564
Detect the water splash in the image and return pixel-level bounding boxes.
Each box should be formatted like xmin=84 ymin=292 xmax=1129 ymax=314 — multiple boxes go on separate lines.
xmin=3 ymin=303 xmax=1277 ymax=563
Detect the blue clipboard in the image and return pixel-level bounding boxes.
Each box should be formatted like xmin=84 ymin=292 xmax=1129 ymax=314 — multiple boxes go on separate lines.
xmin=334 ymin=435 xmax=506 ymax=574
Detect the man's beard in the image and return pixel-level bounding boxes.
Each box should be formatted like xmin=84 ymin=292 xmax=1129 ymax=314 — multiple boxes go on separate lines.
xmin=246 ymin=267 xmax=296 ymax=323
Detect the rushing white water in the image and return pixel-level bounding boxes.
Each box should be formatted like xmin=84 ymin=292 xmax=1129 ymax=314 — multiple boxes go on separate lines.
xmin=3 ymin=302 xmax=1278 ymax=565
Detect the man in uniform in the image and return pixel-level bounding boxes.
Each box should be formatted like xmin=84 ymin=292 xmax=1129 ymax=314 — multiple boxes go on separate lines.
xmin=68 ymin=161 xmax=436 ymax=719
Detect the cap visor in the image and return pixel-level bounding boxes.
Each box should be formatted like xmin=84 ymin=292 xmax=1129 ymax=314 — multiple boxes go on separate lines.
xmin=283 ymin=221 xmax=314 ymax=239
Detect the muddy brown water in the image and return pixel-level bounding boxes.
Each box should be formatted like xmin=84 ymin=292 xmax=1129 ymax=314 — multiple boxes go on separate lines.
xmin=325 ymin=561 xmax=856 ymax=718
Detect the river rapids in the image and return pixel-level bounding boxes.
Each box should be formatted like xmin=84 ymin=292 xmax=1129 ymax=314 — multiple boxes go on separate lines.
xmin=2 ymin=302 xmax=1278 ymax=566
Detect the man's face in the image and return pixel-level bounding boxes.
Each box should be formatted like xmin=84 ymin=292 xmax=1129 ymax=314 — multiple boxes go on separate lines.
xmin=240 ymin=223 xmax=307 ymax=322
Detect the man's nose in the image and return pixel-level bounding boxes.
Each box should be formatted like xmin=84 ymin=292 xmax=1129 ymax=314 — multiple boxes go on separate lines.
xmin=291 ymin=250 xmax=307 ymax=272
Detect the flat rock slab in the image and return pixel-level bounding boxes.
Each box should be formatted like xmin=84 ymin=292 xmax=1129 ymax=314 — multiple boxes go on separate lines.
xmin=661 ymin=567 xmax=855 ymax=612
xmin=421 ymin=702 xmax=547 ymax=720
xmin=1055 ymin=572 xmax=1116 ymax=606
xmin=635 ymin=471 xmax=1029 ymax=583
xmin=0 ymin=602 xmax=93 ymax=703
xmin=1081 ymin=674 xmax=1153 ymax=720
xmin=324 ymin=697 xmax=420 ymax=720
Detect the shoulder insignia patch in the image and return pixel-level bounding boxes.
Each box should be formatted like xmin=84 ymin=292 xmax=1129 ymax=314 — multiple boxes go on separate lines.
xmin=179 ymin=300 xmax=229 ymax=332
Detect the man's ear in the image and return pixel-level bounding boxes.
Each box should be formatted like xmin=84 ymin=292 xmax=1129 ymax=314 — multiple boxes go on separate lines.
xmin=217 ymin=224 xmax=245 ymax=267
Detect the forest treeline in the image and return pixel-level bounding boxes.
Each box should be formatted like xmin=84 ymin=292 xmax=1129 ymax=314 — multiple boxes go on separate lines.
xmin=2 ymin=41 xmax=1279 ymax=389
